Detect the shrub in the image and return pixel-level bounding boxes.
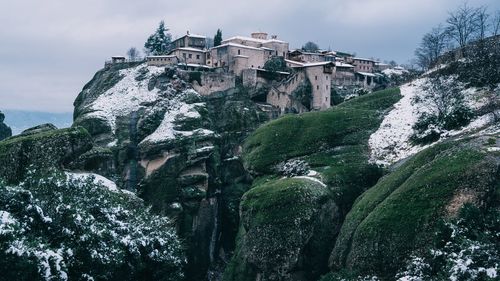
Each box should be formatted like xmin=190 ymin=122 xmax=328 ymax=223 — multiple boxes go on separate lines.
xmin=291 ymin=78 xmax=313 ymax=109
xmin=0 ymin=168 xmax=185 ymax=281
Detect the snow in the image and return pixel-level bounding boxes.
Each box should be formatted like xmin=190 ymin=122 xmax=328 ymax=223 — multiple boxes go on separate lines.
xmin=307 ymin=170 xmax=319 ymax=176
xmin=382 ymin=67 xmax=408 ymax=77
xmin=368 ymin=77 xmax=498 ymax=166
xmin=65 ymin=172 xmax=118 ymax=192
xmin=141 ymin=94 xmax=214 ymax=144
xmin=294 ymin=176 xmax=327 ymax=187
xmin=369 ymin=79 xmax=430 ymax=165
xmin=0 ymin=211 xmax=18 ymax=235
xmin=86 ymin=64 xmax=165 ymax=132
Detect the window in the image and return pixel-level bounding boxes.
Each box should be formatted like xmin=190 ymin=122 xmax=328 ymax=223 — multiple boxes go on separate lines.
xmin=317 ymin=85 xmax=319 ymax=90
xmin=238 ymin=49 xmax=241 ymax=55
xmin=326 ymin=85 xmax=329 ymax=90
xmin=196 ymin=55 xmax=200 ymax=59
xmin=188 ymin=54 xmax=192 ymax=59
xmin=183 ymin=53 xmax=186 ymax=58
xmin=315 ymin=76 xmax=318 ymax=80
xmin=326 ymin=75 xmax=328 ymax=79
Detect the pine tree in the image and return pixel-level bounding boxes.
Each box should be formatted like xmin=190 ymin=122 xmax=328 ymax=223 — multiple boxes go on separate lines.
xmin=144 ymin=21 xmax=172 ymax=55
xmin=214 ymin=29 xmax=223 ymax=47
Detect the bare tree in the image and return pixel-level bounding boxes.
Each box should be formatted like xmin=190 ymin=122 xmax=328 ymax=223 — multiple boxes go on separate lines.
xmin=127 ymin=47 xmax=140 ymax=61
xmin=414 ymin=25 xmax=448 ymax=69
xmin=493 ymin=11 xmax=500 ymax=36
xmin=474 ymin=6 xmax=490 ymax=40
xmin=446 ymin=3 xmax=478 ymax=49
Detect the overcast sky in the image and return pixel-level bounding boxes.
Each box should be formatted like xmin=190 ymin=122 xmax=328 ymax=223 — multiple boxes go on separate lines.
xmin=1 ymin=0 xmax=498 ymax=113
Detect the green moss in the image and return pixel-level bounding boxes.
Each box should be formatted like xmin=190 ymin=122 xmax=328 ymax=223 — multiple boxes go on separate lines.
xmin=223 ymin=177 xmax=335 ymax=281
xmin=241 ymin=178 xmax=328 ymax=228
xmin=243 ymin=88 xmax=401 ymax=174
xmin=331 ymin=138 xmax=498 ymax=278
xmin=0 ymin=127 xmax=92 ymax=183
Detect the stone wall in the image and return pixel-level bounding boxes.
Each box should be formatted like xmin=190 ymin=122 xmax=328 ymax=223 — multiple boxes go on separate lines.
xmin=188 ymin=72 xmax=236 ymax=95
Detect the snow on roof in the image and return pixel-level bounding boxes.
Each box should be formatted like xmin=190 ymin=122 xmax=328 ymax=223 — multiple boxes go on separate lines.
xmin=173 ymin=33 xmax=207 ymax=41
xmin=354 ymin=57 xmax=376 ymax=62
xmin=335 ymin=62 xmax=354 ymax=68
xmin=375 ymin=62 xmax=390 ymax=66
xmin=222 ymin=35 xmax=287 ymax=44
xmin=302 ymin=61 xmax=334 ymax=67
xmin=285 ymin=59 xmax=333 ymax=68
xmin=260 ymin=47 xmax=275 ymax=51
xmin=178 ymin=63 xmax=212 ymax=68
xmin=211 ymin=42 xmax=263 ymax=51
xmin=253 ymin=68 xmax=290 ymax=75
xmin=285 ymin=59 xmax=305 ymax=66
xmin=356 ymin=71 xmax=376 ymax=77
xmin=187 ymin=33 xmax=206 ymax=39
xmin=147 ymin=55 xmax=176 ymax=58
xmin=174 ymin=47 xmax=206 ymax=53
xmin=234 ymin=55 xmax=250 ymax=58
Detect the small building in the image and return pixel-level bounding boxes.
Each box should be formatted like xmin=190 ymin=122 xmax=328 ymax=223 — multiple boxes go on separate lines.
xmin=171 ymin=31 xmax=207 ymax=50
xmin=355 ymin=71 xmax=376 ymax=88
xmin=288 ymin=50 xmax=336 ymax=63
xmin=374 ymin=62 xmax=391 ymax=72
xmin=352 ymin=57 xmax=375 ymax=73
xmin=169 ymin=47 xmax=207 ymax=65
xmin=286 ymin=60 xmax=334 ymax=110
xmin=222 ymin=32 xmax=289 ymax=58
xmin=146 ymin=55 xmax=177 ymax=66
xmin=111 ymin=56 xmax=126 ymax=63
xmin=207 ymin=43 xmax=270 ymax=75
xmin=333 ymin=62 xmax=355 ymax=86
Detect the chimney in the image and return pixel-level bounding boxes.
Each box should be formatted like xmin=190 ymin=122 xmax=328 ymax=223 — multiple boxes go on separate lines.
xmin=187 ymin=30 xmax=190 ymax=35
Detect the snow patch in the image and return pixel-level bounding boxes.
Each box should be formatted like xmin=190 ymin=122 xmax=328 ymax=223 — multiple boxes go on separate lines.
xmin=65 ymin=172 xmax=118 ymax=192
xmin=141 ymin=93 xmax=214 ymax=144
xmin=294 ymin=176 xmax=327 ymax=187
xmin=369 ymin=78 xmax=498 ymax=166
xmin=86 ymin=64 xmax=165 ymax=132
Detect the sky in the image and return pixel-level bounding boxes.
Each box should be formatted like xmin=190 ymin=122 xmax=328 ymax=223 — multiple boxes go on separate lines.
xmin=0 ymin=0 xmax=499 ymax=113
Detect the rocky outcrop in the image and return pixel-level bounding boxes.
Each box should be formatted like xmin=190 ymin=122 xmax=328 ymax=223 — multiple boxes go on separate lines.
xmin=329 ymin=135 xmax=499 ymax=279
xmin=225 ymin=89 xmax=403 ymax=280
xmin=71 ymin=63 xmax=269 ymax=280
xmin=223 ymin=177 xmax=339 ymax=281
xmin=0 ymin=126 xmax=92 ymax=183
xmin=0 ymin=111 xmax=12 ymax=141
xmin=19 ymin=123 xmax=57 ymax=136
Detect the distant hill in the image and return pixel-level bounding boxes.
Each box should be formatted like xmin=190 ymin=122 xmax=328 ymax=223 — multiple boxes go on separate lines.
xmin=1 ymin=110 xmax=72 ymax=135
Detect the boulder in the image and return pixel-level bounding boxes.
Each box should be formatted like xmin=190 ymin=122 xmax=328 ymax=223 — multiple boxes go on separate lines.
xmin=223 ymin=177 xmax=340 ymax=281
xmin=19 ymin=123 xmax=57 ymax=136
xmin=0 ymin=127 xmax=92 ymax=183
xmin=0 ymin=111 xmax=12 ymax=141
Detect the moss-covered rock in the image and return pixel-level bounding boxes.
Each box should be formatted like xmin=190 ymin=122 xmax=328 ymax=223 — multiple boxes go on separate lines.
xmin=329 ymin=135 xmax=499 ymax=279
xmin=223 ymin=88 xmax=402 ymax=281
xmin=0 ymin=111 xmax=12 ymax=141
xmin=0 ymin=127 xmax=92 ymax=183
xmin=19 ymin=123 xmax=58 ymax=136
xmin=223 ymin=177 xmax=338 ymax=281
